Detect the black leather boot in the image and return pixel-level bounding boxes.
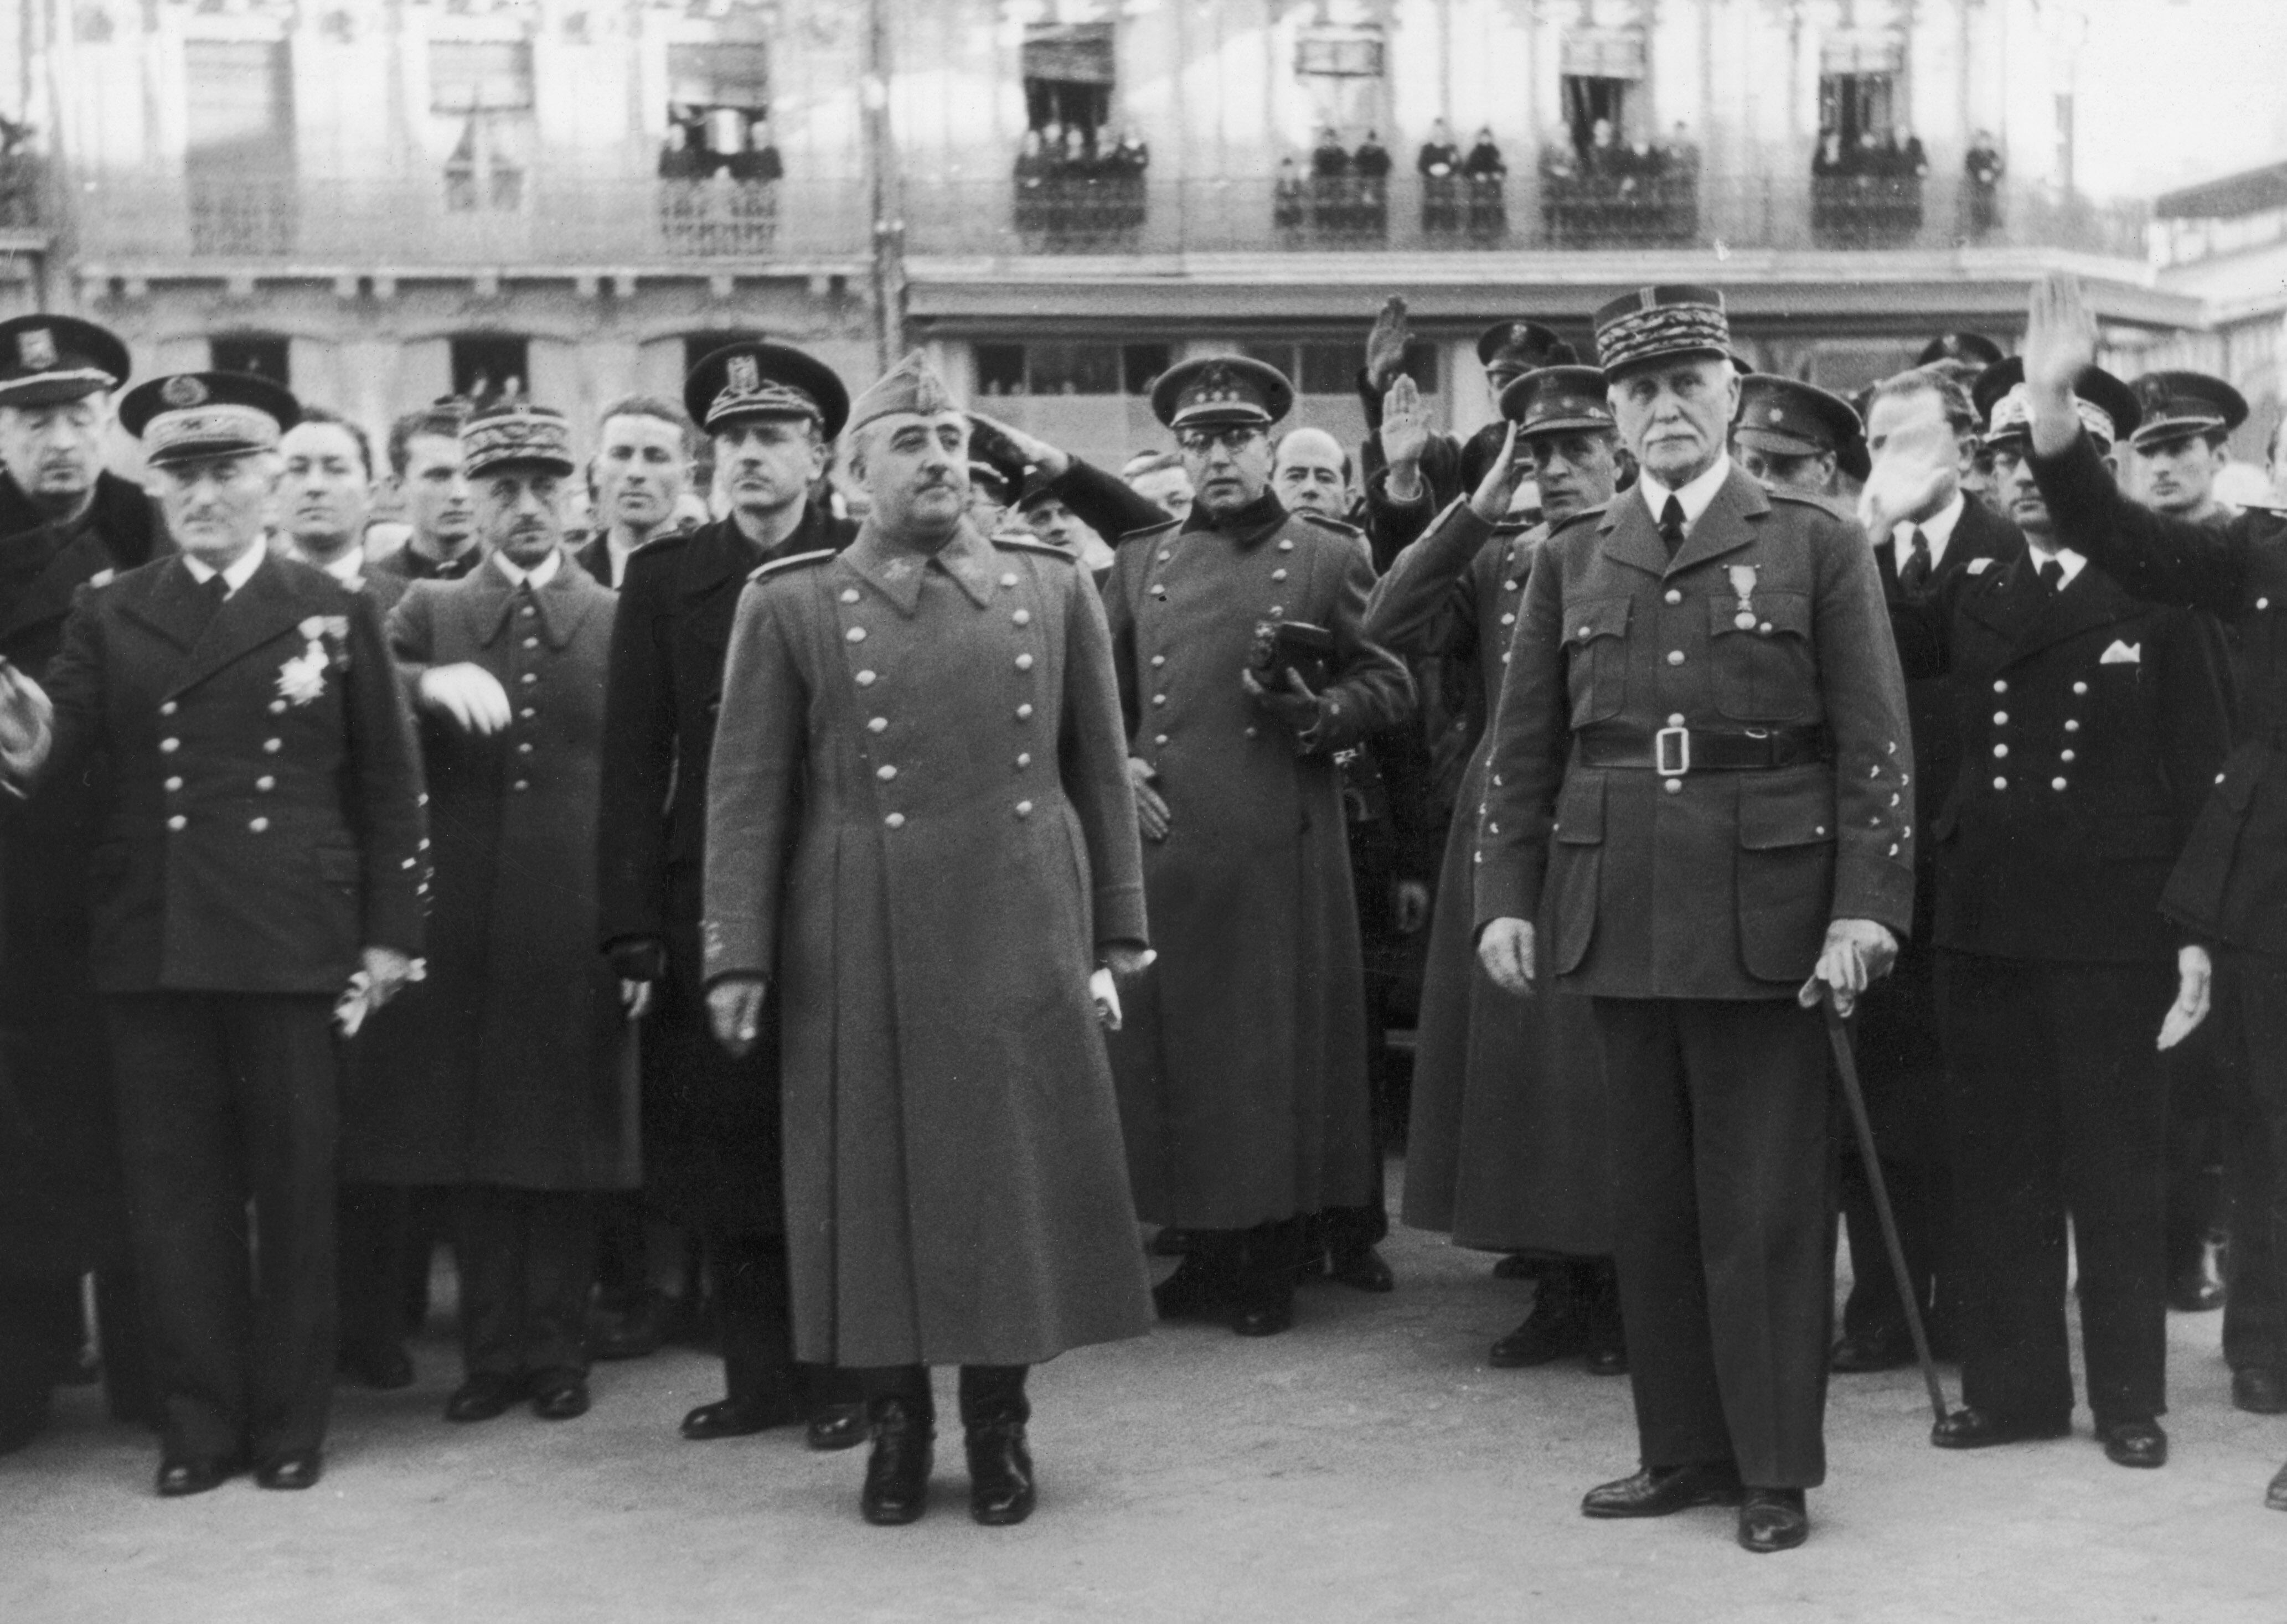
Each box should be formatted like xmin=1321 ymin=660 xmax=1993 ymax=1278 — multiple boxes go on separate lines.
xmin=959 ymin=1364 xmax=1035 ymax=1526
xmin=1233 ymin=1220 xmax=1299 ymax=1337
xmin=860 ymin=1392 xmax=935 ymax=1525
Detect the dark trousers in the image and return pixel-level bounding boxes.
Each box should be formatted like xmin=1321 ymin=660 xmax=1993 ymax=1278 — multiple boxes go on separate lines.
xmin=0 ymin=1268 xmax=153 ymax=1432
xmin=858 ymin=1363 xmax=1030 ymax=1430
xmin=1592 ymin=995 xmax=1836 ymax=1489
xmin=457 ymin=1187 xmax=595 ymax=1380
xmin=2216 ymin=949 xmax=2287 ymax=1376
xmin=337 ymin=1181 xmax=417 ymax=1358
xmin=1938 ymin=953 xmax=2170 ymax=1426
xmin=1837 ymin=1156 xmax=1956 ymax=1353
xmin=2164 ymin=1032 xmax=2228 ymax=1281
xmin=106 ymin=992 xmax=339 ymax=1462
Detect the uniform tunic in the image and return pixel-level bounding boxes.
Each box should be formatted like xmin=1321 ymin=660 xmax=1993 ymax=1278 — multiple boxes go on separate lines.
xmin=703 ymin=523 xmax=1152 ymax=1368
xmin=1363 ymin=498 xmax=1608 ymax=1255
xmin=1101 ymin=495 xmax=1414 ymax=1229
xmin=350 ymin=555 xmax=636 ymax=1192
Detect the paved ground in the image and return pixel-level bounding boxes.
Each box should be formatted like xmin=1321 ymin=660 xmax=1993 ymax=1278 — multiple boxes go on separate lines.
xmin=6 ymin=1170 xmax=2286 ymax=1624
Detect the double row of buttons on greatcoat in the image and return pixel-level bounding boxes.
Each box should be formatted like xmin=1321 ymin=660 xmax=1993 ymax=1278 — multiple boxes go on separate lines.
xmin=1987 ymin=674 xmax=2087 ymax=795
xmin=156 ymin=694 xmax=286 ymax=834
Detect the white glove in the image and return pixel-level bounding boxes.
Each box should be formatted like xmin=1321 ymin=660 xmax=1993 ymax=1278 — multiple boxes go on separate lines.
xmin=418 ymin=663 xmax=512 ymax=736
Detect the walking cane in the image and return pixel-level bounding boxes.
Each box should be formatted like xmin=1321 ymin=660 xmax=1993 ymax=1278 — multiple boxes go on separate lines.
xmin=1819 ymin=984 xmax=1957 ymax=1427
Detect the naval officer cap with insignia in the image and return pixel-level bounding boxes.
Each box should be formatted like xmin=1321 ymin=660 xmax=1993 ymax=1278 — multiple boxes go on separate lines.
xmin=116 ymin=371 xmax=300 ymax=560
xmin=0 ymin=315 xmax=133 ymax=412
xmin=0 ymin=314 xmax=136 ymax=511
xmin=1732 ymin=374 xmax=1864 ymax=498
xmin=1975 ymin=355 xmax=2140 ymax=457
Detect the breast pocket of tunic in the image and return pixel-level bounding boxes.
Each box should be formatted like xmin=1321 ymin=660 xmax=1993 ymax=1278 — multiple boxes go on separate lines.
xmin=1562 ymin=597 xmax=1632 ymax=726
xmin=1709 ymin=591 xmax=1818 ymax=724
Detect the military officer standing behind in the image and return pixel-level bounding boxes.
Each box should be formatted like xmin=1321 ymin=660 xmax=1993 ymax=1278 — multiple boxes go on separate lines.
xmin=1732 ymin=375 xmax=1865 ymax=500
xmin=0 ymin=316 xmax=161 ymax=1450
xmin=1104 ymin=358 xmax=1413 ymax=1338
xmin=702 ymin=354 xmax=1153 ymax=1528
xmin=2129 ymin=370 xmax=2248 ymax=529
xmin=1476 ymin=287 xmax=1914 ymax=1553
xmin=0 ymin=371 xmax=427 ymax=1496
xmin=597 ymin=342 xmax=865 ymax=1448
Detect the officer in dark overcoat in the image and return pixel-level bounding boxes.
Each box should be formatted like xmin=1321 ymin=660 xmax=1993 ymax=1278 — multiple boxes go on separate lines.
xmin=1476 ymin=286 xmax=1915 ymax=1553
xmin=596 ymin=342 xmax=864 ymax=1447
xmin=2 ymin=371 xmax=427 ymax=1496
xmin=1881 ymin=356 xmax=2230 ymax=1472
xmin=0 ymin=316 xmax=162 ymax=1447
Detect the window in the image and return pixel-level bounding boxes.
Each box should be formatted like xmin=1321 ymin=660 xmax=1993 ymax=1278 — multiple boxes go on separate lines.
xmin=1560 ymin=29 xmax=1645 ymax=155
xmin=185 ymin=41 xmax=294 ymax=173
xmin=450 ymin=335 xmax=528 ymax=405
xmin=210 ymin=333 xmax=290 ymax=386
xmin=1022 ymin=23 xmax=1116 ymax=144
xmin=1295 ymin=25 xmax=1386 ymax=143
xmin=665 ymin=43 xmax=772 ymax=178
xmin=431 ymin=42 xmax=534 ymax=211
xmin=1819 ymin=33 xmax=1904 ymax=153
xmin=969 ymin=342 xmax=1170 ymax=399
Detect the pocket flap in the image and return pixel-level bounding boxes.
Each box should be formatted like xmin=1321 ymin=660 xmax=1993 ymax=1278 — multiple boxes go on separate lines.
xmin=1567 ymin=596 xmax=1631 ymax=646
xmin=1710 ymin=589 xmax=1813 ymax=640
xmin=1738 ymin=784 xmax=1835 ymax=851
xmin=1552 ymin=773 xmax=1605 ymax=845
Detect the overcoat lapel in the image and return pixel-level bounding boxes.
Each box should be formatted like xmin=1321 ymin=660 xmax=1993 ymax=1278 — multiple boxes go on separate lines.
xmin=1665 ymin=467 xmax=1768 ymax=577
xmin=161 ymin=557 xmax=313 ymax=699
xmin=1964 ymin=554 xmax=2141 ymax=668
xmin=0 ymin=523 xmax=117 ymax=642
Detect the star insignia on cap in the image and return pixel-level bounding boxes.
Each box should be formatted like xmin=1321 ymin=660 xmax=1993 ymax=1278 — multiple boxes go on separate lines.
xmin=161 ymin=375 xmax=208 ymax=408
xmin=18 ymin=328 xmax=55 ymax=370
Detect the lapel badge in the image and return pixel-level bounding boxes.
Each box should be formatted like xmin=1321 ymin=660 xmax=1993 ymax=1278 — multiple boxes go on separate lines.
xmin=18 ymin=328 xmax=56 ymax=371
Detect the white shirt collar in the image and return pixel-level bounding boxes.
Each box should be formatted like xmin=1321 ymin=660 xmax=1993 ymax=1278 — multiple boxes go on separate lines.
xmin=283 ymin=541 xmax=365 ymax=586
xmin=1890 ymin=492 xmax=1966 ymax=570
xmin=2027 ymin=543 xmax=2088 ymax=586
xmin=491 ymin=547 xmax=562 ymax=591
xmin=1637 ymin=456 xmax=1733 ymax=534
xmin=180 ymin=544 xmax=268 ymax=596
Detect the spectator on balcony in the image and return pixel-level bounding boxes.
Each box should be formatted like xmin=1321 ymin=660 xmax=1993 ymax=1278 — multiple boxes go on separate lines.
xmin=659 ymin=120 xmax=704 ymax=182
xmin=1112 ymin=127 xmax=1150 ymax=175
xmin=1462 ymin=126 xmax=1506 ymax=241
xmin=1312 ymin=127 xmax=1350 ymax=179
xmin=1585 ymin=117 xmax=1619 ymax=175
xmin=1965 ymin=132 xmax=2005 ymax=238
xmin=1814 ymin=128 xmax=1847 ymax=179
xmin=1420 ymin=120 xmax=1462 ymax=235
xmin=1275 ymin=156 xmax=1307 ymax=238
xmin=1540 ymin=129 xmax=1579 ymax=183
xmin=1419 ymin=120 xmax=1461 ymax=182
xmin=1355 ymin=132 xmax=1392 ymax=186
xmin=728 ymin=118 xmax=782 ymax=185
xmin=1891 ymin=126 xmax=1929 ymax=180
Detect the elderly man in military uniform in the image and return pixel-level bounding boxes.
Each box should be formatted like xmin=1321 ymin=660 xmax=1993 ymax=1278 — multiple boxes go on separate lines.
xmin=0 ymin=371 xmax=427 ymax=1496
xmin=1104 ymin=356 xmax=1413 ymax=1337
xmin=0 ymin=315 xmax=162 ymax=1450
xmin=701 ymin=354 xmax=1153 ymax=1528
xmin=598 ymin=342 xmax=868 ymax=1449
xmin=1876 ymin=355 xmax=2230 ymax=1473
xmin=1732 ymin=375 xmax=1864 ymax=500
xmin=1370 ymin=364 xmax=1623 ymax=1373
xmin=1476 ymin=286 xmax=1914 ymax=1553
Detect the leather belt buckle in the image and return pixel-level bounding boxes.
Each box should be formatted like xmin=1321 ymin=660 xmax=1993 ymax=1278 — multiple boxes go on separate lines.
xmin=1655 ymin=725 xmax=1691 ymax=776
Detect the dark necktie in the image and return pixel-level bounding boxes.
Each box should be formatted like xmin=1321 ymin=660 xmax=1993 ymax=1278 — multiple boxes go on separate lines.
xmin=1899 ymin=527 xmax=1933 ymax=593
xmin=2037 ymin=558 xmax=2064 ymax=596
xmin=187 ymin=567 xmax=231 ymax=638
xmin=1658 ymin=495 xmax=1686 ymax=558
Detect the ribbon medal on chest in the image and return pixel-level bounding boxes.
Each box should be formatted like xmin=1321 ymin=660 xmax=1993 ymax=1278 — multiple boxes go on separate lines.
xmin=1728 ymin=563 xmax=1760 ymax=632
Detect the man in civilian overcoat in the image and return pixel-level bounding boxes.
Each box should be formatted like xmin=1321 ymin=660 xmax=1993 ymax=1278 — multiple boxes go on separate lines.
xmin=702 ymin=353 xmax=1153 ymax=1528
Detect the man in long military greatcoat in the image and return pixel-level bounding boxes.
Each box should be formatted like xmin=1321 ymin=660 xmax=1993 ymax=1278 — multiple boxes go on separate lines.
xmin=597 ymin=342 xmax=865 ymax=1447
xmin=702 ymin=354 xmax=1153 ymax=1528
xmin=355 ymin=402 xmax=634 ymax=1427
xmin=0 ymin=315 xmax=161 ymax=1449
xmin=1477 ymin=286 xmax=1915 ymax=1553
xmin=1103 ymin=356 xmax=1413 ymax=1338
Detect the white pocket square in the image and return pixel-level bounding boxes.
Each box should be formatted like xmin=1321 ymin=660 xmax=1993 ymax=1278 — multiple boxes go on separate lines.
xmin=2099 ymin=640 xmax=2143 ymax=665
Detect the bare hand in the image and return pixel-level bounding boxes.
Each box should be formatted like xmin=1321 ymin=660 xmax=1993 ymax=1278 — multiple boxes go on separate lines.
xmin=418 ymin=663 xmax=512 ymax=735
xmin=1468 ymin=422 xmax=1528 ymax=523
xmin=0 ymin=661 xmax=52 ymax=780
xmin=1857 ymin=436 xmax=1954 ymax=542
xmin=1365 ymin=294 xmax=1412 ymax=390
xmin=361 ymin=945 xmax=415 ymax=1011
xmin=1128 ymin=757 xmax=1171 ymax=841
xmin=1798 ymin=918 xmax=1899 ymax=1017
xmin=620 ymin=979 xmax=655 ymax=1021
xmin=2159 ymin=944 xmax=2213 ymax=1051
xmin=706 ymin=975 xmax=767 ymax=1057
xmin=1393 ymin=880 xmax=1431 ymax=935
xmin=1242 ymin=664 xmax=1323 ymax=733
xmin=1090 ymin=966 xmax=1124 ymax=1030
xmin=1478 ymin=917 xmax=1535 ymax=996
xmin=2023 ymin=273 xmax=2100 ymax=457
xmin=1380 ymin=374 xmax=1433 ymax=494
xmin=968 ymin=410 xmax=1069 ymax=480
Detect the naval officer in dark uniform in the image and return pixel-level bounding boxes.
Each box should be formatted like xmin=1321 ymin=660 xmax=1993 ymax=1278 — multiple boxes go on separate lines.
xmin=1 ymin=371 xmax=427 ymax=1496
xmin=1476 ymin=286 xmax=1916 ymax=1553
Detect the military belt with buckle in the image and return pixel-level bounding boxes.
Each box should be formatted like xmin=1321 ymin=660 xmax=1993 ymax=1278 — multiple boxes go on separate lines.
xmin=1574 ymin=723 xmax=1830 ymax=774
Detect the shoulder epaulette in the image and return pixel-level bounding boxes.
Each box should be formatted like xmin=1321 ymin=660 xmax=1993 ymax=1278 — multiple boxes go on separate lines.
xmin=1119 ymin=516 xmax=1179 ymax=544
xmin=747 ymin=548 xmax=833 ymax=583
xmin=1297 ymin=510 xmax=1364 ymax=537
xmin=991 ymin=536 xmax=1083 ymax=563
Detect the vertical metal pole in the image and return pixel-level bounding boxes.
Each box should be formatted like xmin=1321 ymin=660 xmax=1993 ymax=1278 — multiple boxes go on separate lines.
xmin=861 ymin=0 xmax=904 ymax=370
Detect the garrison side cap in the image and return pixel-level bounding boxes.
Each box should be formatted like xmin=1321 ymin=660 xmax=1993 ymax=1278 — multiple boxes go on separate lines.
xmin=2128 ymin=369 xmax=2248 ymax=449
xmin=1149 ymin=355 xmax=1294 ymax=432
xmin=1732 ymin=373 xmax=1864 ymax=457
xmin=0 ymin=315 xmax=131 ymax=407
xmin=684 ymin=340 xmax=849 ymax=441
xmin=117 ymin=371 xmax=300 ymax=467
xmin=846 ymin=350 xmax=961 ymax=435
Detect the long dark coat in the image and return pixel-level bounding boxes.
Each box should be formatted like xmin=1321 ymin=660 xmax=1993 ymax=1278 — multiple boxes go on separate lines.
xmin=596 ymin=506 xmax=852 ymax=1232
xmin=703 ymin=523 xmax=1152 ymax=1368
xmin=0 ymin=472 xmax=166 ymax=1273
xmin=1101 ymin=495 xmax=1414 ymax=1229
xmin=1364 ymin=499 xmax=1609 ymax=1255
xmin=348 ymin=556 xmax=636 ymax=1191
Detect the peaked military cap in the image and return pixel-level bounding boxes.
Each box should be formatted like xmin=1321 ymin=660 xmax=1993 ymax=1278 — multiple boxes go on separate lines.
xmin=1497 ymin=365 xmax=1614 ymax=438
xmin=2128 ymin=370 xmax=2248 ymax=451
xmin=0 ymin=316 xmax=131 ymax=408
xmin=1150 ymin=355 xmax=1294 ymax=432
xmin=847 ymin=351 xmax=962 ymax=435
xmin=118 ymin=371 xmax=299 ymax=468
xmin=1916 ymin=331 xmax=2006 ymax=370
xmin=1733 ymin=374 xmax=1863 ymax=459
xmin=1475 ymin=320 xmax=1578 ymax=376
xmin=1592 ymin=285 xmax=1732 ymax=379
xmin=1975 ymin=356 xmax=2140 ymax=452
xmin=461 ymin=400 xmax=577 ymax=478
xmin=683 ymin=340 xmax=849 ymax=441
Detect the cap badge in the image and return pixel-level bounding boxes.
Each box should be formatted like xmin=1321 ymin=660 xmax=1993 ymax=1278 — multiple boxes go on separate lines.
xmin=727 ymin=354 xmax=760 ymax=394
xmin=161 ymin=375 xmax=208 ymax=408
xmin=17 ymin=328 xmax=55 ymax=371
xmin=1767 ymin=407 xmax=1784 ymax=423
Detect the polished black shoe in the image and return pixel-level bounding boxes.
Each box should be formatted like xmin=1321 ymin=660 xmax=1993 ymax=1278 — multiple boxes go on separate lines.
xmin=1327 ymin=1245 xmax=1394 ymax=1293
xmin=1233 ymin=1292 xmax=1295 ymax=1337
xmin=681 ymin=1393 xmax=800 ymax=1440
xmin=860 ymin=1400 xmax=934 ymax=1526
xmin=529 ymin=1371 xmax=590 ymax=1421
xmin=2097 ymin=1418 xmax=2167 ymax=1469
xmin=2235 ymin=1368 xmax=2287 ymax=1416
xmin=966 ymin=1421 xmax=1036 ymax=1527
xmin=339 ymin=1341 xmax=416 ymax=1391
xmin=1829 ymin=1330 xmax=1915 ymax=1374
xmin=1580 ymin=1461 xmax=1742 ymax=1518
xmin=807 ymin=1401 xmax=867 ymax=1452
xmin=445 ymin=1372 xmax=528 ymax=1423
xmin=156 ymin=1454 xmax=244 ymax=1498
xmin=1929 ymin=1406 xmax=2070 ymax=1450
xmin=1737 ymin=1487 xmax=1809 ymax=1553
xmin=2169 ymin=1242 xmax=2226 ymax=1313
xmin=1488 ymin=1304 xmax=1586 ymax=1369
xmin=1151 ymin=1259 xmax=1235 ymax=1323
xmin=255 ymin=1450 xmax=323 ymax=1491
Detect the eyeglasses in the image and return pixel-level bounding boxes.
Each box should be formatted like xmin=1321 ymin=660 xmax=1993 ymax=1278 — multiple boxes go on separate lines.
xmin=1175 ymin=427 xmax=1266 ymax=455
